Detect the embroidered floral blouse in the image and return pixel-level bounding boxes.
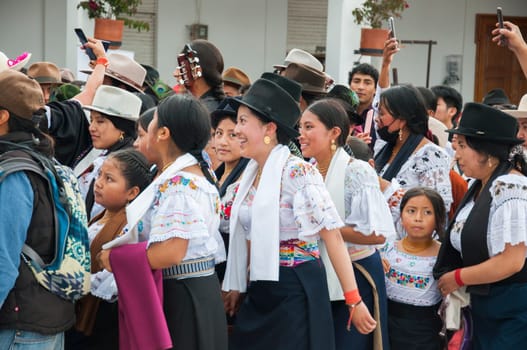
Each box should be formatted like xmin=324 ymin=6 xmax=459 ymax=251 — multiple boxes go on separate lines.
xmin=450 ymin=174 xmax=527 ymax=258
xmin=379 ymin=142 xmax=452 ymax=213
xmin=142 ymin=171 xmax=226 ymax=264
xmin=219 ymin=182 xmax=240 ymax=234
xmin=237 ymin=156 xmax=343 ymax=243
xmin=382 ymin=241 xmax=441 ymax=306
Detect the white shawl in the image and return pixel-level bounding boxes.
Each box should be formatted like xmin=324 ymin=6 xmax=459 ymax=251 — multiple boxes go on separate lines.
xmin=223 ymin=145 xmax=290 ymax=292
xmin=319 ymin=147 xmax=350 ymax=300
xmin=103 ymin=153 xmax=198 ymax=249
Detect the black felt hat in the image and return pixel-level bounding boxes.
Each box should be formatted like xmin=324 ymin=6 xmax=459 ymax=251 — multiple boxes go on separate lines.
xmin=229 ymin=78 xmax=301 ymax=138
xmin=211 ymin=98 xmax=237 ymax=129
xmin=260 ymin=72 xmax=302 ymax=102
xmin=446 ymin=102 xmax=523 ymax=145
xmin=482 ymin=88 xmax=511 ymax=106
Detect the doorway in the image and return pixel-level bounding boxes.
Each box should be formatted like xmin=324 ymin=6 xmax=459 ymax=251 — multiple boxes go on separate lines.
xmin=474 ymin=14 xmax=527 ymax=105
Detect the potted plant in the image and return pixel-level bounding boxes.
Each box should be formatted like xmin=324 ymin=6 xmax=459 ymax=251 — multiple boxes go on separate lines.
xmin=78 ymin=0 xmax=150 ymax=49
xmin=352 ymin=0 xmax=409 ymax=56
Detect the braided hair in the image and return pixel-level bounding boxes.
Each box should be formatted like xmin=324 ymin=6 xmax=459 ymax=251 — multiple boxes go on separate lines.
xmin=157 ymin=94 xmax=218 ymax=187
xmin=107 ymin=149 xmax=153 ymax=193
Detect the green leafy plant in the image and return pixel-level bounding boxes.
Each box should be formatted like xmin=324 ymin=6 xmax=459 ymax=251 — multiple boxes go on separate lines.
xmin=77 ymin=0 xmax=150 ymax=32
xmin=352 ymin=0 xmax=409 ymax=29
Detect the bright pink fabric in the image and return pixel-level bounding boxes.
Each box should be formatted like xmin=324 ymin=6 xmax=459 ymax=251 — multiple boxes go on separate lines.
xmin=110 ymin=241 xmax=172 ymax=350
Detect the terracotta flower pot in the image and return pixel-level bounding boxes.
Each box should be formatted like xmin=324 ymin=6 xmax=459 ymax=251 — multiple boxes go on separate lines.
xmin=359 ymin=28 xmax=390 ymax=57
xmin=94 ymin=18 xmax=125 ymax=49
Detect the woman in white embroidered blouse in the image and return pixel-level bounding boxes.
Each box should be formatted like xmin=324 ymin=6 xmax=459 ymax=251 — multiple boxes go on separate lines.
xmin=374 ymin=85 xmax=452 ymax=214
xmin=223 ymin=78 xmax=376 ymax=350
xmin=100 ymin=94 xmax=228 ymax=350
xmin=299 ymin=99 xmax=394 ymax=350
xmin=434 ymin=103 xmax=527 ymax=349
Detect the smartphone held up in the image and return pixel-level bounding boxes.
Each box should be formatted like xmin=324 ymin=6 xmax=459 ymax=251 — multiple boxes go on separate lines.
xmin=497 ymin=7 xmax=507 ymax=46
xmin=388 ymin=17 xmax=396 ymax=39
xmin=74 ymin=28 xmax=110 ymax=60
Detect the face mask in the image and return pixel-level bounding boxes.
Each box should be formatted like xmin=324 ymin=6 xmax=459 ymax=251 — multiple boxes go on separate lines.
xmin=378 ymin=125 xmax=399 ymax=144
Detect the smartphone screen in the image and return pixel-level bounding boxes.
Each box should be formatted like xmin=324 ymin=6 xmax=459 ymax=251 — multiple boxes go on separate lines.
xmin=389 ymin=17 xmax=396 ymax=39
xmin=74 ymin=28 xmax=97 ymax=60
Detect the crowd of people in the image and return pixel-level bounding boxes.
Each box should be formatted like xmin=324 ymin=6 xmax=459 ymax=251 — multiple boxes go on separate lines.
xmin=0 ymin=18 xmax=527 ymax=350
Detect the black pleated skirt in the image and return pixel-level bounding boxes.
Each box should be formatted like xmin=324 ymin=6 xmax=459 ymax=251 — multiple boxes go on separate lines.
xmin=163 ymin=272 xmax=228 ymax=350
xmin=229 ymin=259 xmax=335 ymax=350
xmin=388 ymin=300 xmax=443 ymax=350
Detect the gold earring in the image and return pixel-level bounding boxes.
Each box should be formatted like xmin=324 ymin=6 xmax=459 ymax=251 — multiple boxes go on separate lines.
xmin=330 ymin=139 xmax=337 ymax=152
xmin=119 ymin=133 xmax=124 ymax=142
xmin=488 ymin=157 xmax=493 ymax=168
xmin=263 ymin=135 xmax=271 ymax=145
xmin=398 ymin=129 xmax=403 ymax=141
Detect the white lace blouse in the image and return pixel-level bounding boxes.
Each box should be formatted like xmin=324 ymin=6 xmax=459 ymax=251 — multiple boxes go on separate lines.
xmin=344 ymin=159 xmax=396 ymax=250
xmin=237 ymin=157 xmax=343 ymax=242
xmin=379 ymin=142 xmax=452 ymax=213
xmin=450 ymin=174 xmax=527 ymax=258
xmin=382 ymin=241 xmax=441 ymax=306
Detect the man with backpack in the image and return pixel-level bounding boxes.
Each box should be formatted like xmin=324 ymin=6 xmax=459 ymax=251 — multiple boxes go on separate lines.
xmin=0 ymin=69 xmax=89 ymax=349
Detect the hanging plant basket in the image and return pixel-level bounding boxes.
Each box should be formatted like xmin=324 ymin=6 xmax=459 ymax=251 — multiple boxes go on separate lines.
xmin=359 ymin=28 xmax=390 ymax=56
xmin=94 ymin=18 xmax=125 ymax=49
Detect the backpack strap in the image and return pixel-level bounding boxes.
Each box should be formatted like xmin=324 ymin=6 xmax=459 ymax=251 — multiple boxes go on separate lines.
xmin=0 ymin=151 xmax=59 ymax=269
xmin=0 ymin=156 xmax=47 ymax=182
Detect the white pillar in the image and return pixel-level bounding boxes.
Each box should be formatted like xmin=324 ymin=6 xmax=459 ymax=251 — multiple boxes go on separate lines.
xmin=325 ymin=0 xmax=371 ymax=86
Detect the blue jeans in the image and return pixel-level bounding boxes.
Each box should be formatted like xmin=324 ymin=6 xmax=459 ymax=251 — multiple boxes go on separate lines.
xmin=0 ymin=330 xmax=63 ymax=350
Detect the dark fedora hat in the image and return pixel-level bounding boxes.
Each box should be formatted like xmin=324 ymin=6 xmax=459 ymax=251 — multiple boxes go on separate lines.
xmin=282 ymin=62 xmax=327 ymax=95
xmin=482 ymin=88 xmax=511 ymax=106
xmin=229 ymin=78 xmax=301 ymax=138
xmin=260 ymin=72 xmax=302 ymax=102
xmin=446 ymin=102 xmax=523 ymax=145
xmin=211 ymin=98 xmax=237 ymax=129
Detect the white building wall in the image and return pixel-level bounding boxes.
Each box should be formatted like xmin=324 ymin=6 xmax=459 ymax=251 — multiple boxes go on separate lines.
xmin=157 ymin=0 xmax=287 ymax=86
xmin=0 ymin=0 xmax=525 ymax=104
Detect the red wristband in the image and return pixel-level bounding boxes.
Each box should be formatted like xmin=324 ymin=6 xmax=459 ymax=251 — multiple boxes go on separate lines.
xmin=96 ymin=57 xmax=109 ymax=68
xmin=344 ymin=289 xmax=361 ymax=305
xmin=454 ymin=268 xmax=465 ymax=287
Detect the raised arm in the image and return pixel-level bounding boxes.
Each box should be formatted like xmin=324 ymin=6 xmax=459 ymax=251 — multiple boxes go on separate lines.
xmin=492 ymin=21 xmax=527 ymax=79
xmin=74 ymin=38 xmax=107 ymax=106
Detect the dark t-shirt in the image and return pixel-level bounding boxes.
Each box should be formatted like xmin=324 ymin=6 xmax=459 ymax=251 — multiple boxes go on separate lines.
xmin=43 ymin=100 xmax=92 ymax=168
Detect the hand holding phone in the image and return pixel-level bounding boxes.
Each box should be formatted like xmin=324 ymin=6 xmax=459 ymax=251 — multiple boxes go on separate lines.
xmin=388 ymin=17 xmax=396 ymax=39
xmin=364 ymin=109 xmax=374 ymax=136
xmin=497 ymin=7 xmax=506 ymax=46
xmin=74 ymin=28 xmax=97 ymax=60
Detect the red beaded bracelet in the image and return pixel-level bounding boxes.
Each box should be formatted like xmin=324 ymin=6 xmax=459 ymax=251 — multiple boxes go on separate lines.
xmin=454 ymin=268 xmax=465 ymax=287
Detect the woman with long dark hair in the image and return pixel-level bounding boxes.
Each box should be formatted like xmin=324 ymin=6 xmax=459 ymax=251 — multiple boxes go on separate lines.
xmin=374 ymin=85 xmax=452 ymax=215
xmin=299 ymin=98 xmax=394 ymax=350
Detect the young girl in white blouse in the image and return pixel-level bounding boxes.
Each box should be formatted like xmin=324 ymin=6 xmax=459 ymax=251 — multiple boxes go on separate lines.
xmin=382 ymin=186 xmax=446 ymax=350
